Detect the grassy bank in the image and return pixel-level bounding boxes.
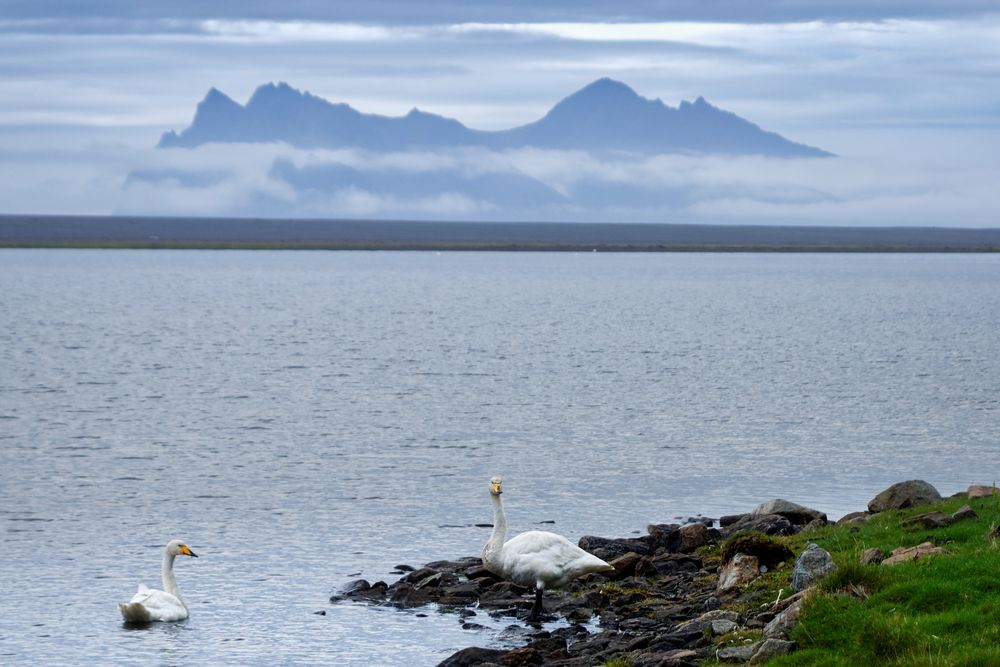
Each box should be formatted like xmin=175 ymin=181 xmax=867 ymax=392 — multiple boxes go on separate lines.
xmin=708 ymin=493 xmax=1000 ymax=666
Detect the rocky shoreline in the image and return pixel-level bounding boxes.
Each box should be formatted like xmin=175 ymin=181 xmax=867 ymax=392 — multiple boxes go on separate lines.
xmin=333 ymin=480 xmax=984 ymax=667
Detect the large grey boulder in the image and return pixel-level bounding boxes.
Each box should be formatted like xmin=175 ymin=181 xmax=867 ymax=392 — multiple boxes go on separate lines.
xmin=791 ymin=543 xmax=836 ymax=591
xmin=720 ymin=513 xmax=796 ymax=537
xmin=868 ymin=480 xmax=942 ymax=513
xmin=750 ymin=638 xmax=797 ymax=664
xmin=435 ymin=646 xmax=505 ymax=666
xmin=751 ymin=499 xmax=827 ymax=525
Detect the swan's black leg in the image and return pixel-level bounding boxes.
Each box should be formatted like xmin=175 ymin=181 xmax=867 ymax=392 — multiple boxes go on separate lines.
xmin=527 ymin=588 xmax=544 ymax=621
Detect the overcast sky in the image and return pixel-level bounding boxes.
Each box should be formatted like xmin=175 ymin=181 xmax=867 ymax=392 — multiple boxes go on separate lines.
xmin=1 ymin=1 xmax=998 ymax=224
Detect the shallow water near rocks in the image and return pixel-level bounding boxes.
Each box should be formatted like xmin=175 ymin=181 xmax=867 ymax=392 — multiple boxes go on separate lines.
xmin=1 ymin=250 xmax=998 ymax=665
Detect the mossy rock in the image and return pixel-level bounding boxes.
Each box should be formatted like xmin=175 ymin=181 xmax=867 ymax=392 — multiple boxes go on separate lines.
xmin=720 ymin=531 xmax=794 ymax=567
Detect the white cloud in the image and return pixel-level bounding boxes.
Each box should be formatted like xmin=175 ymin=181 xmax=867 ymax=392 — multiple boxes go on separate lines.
xmin=100 ymin=140 xmax=1000 ymax=226
xmin=196 ymin=20 xmax=409 ymax=43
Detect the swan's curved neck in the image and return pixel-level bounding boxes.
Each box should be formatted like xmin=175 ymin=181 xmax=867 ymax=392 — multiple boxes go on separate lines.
xmin=483 ymin=493 xmax=507 ymax=569
xmin=161 ymin=550 xmax=184 ymax=605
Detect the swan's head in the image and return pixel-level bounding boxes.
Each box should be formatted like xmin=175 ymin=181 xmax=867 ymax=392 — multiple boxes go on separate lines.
xmin=166 ymin=539 xmax=198 ymax=558
xmin=489 ymin=476 xmax=503 ymax=496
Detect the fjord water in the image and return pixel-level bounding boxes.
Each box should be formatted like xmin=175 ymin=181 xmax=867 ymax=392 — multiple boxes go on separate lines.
xmin=1 ymin=250 xmax=998 ymax=665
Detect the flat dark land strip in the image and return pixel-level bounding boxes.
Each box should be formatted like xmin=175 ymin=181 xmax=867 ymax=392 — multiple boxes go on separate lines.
xmin=2 ymin=214 xmax=999 ymax=251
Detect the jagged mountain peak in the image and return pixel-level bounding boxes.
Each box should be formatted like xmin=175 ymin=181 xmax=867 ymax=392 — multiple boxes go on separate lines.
xmin=159 ymin=79 xmax=831 ymax=157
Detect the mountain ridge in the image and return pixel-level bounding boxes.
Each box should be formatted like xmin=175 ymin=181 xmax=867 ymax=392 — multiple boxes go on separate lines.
xmin=158 ymin=78 xmax=831 ymax=157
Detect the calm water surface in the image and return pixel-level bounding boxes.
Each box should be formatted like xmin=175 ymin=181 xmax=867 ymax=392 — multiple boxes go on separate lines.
xmin=1 ymin=250 xmax=998 ymax=665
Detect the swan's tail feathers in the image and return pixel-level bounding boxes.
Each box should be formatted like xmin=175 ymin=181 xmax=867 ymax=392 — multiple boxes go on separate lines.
xmin=119 ymin=601 xmax=152 ymax=624
xmin=579 ymin=553 xmax=616 ymax=575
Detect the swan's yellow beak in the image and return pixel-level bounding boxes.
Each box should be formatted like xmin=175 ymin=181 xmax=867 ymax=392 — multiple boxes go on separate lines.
xmin=491 ymin=481 xmax=502 ymax=495
xmin=180 ymin=544 xmax=198 ymax=558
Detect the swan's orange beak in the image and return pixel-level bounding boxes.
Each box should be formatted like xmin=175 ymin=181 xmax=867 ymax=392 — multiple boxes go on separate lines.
xmin=491 ymin=481 xmax=502 ymax=495
xmin=180 ymin=544 xmax=198 ymax=558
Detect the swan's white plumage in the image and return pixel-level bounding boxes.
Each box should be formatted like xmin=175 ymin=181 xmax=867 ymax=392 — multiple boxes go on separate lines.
xmin=482 ymin=477 xmax=613 ymax=619
xmin=120 ymin=584 xmax=187 ymax=623
xmin=118 ymin=539 xmax=197 ymax=624
xmin=495 ymin=530 xmax=612 ymax=590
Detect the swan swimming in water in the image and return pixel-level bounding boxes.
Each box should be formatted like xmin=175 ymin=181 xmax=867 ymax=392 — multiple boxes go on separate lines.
xmin=119 ymin=539 xmax=198 ymax=624
xmin=482 ymin=476 xmax=614 ymax=620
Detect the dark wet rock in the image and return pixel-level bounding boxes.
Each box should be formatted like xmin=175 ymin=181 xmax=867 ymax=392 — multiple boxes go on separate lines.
xmin=414 ymin=572 xmax=448 ymax=589
xmin=673 ymin=609 xmax=740 ymax=635
xmin=527 ymin=636 xmax=569 ymax=659
xmin=717 ymin=644 xmax=756 ymax=662
xmin=634 ymin=555 xmax=657 ymax=578
xmin=438 ymin=581 xmax=484 ymax=606
xmin=394 ymin=564 xmax=416 ymax=572
xmin=646 ymin=523 xmax=683 ymax=552
xmin=678 ymin=523 xmax=715 ymax=551
xmin=674 ymin=515 xmax=715 ymax=527
xmin=341 ymin=579 xmax=388 ymax=602
xmin=564 ymin=607 xmax=593 ymax=623
xmin=478 ymin=580 xmax=530 ymax=609
xmin=341 ymin=579 xmax=371 ymax=595
xmin=465 ymin=564 xmax=501 ymax=580
xmin=632 ymin=648 xmax=701 ymax=667
xmin=647 ymin=630 xmax=706 ymax=653
xmin=578 ymin=534 xmax=652 ymax=559
xmin=437 ymin=646 xmax=507 ymax=666
xmin=719 ymin=513 xmax=747 ymax=527
xmin=952 ymin=504 xmax=977 ymax=522
xmin=721 ymin=513 xmax=797 ymax=537
xmin=868 ymin=480 xmax=942 ymax=513
xmin=426 ymin=557 xmax=483 ymax=571
xmin=651 ymin=552 xmax=702 ymax=576
xmin=313 ymin=609 xmax=326 ymax=615
xmin=401 ymin=567 xmax=437 ymax=583
xmin=751 ymin=499 xmax=828 ymax=525
xmin=620 ymin=616 xmax=659 ymax=631
xmin=607 ymin=551 xmax=644 ymax=578
xmin=497 ymin=646 xmax=543 ymax=666
xmin=390 ymin=582 xmax=435 ymax=608
xmin=792 ymin=544 xmax=836 ymax=591
xmin=900 ymin=510 xmax=954 ymax=529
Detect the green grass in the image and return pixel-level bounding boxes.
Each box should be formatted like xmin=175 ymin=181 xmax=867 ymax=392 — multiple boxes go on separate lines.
xmin=602 ymin=658 xmax=633 ymax=667
xmin=707 ymin=495 xmax=1000 ymax=666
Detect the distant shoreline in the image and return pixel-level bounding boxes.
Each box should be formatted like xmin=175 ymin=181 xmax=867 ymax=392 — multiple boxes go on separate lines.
xmin=2 ymin=214 xmax=999 ymax=252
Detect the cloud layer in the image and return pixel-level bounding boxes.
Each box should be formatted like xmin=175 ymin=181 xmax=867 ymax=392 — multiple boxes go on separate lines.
xmin=109 ymin=140 xmax=1000 ymax=226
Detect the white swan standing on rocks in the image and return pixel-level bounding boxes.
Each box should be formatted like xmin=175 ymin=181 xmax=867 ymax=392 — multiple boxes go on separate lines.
xmin=119 ymin=539 xmax=198 ymax=624
xmin=482 ymin=476 xmax=614 ymax=620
